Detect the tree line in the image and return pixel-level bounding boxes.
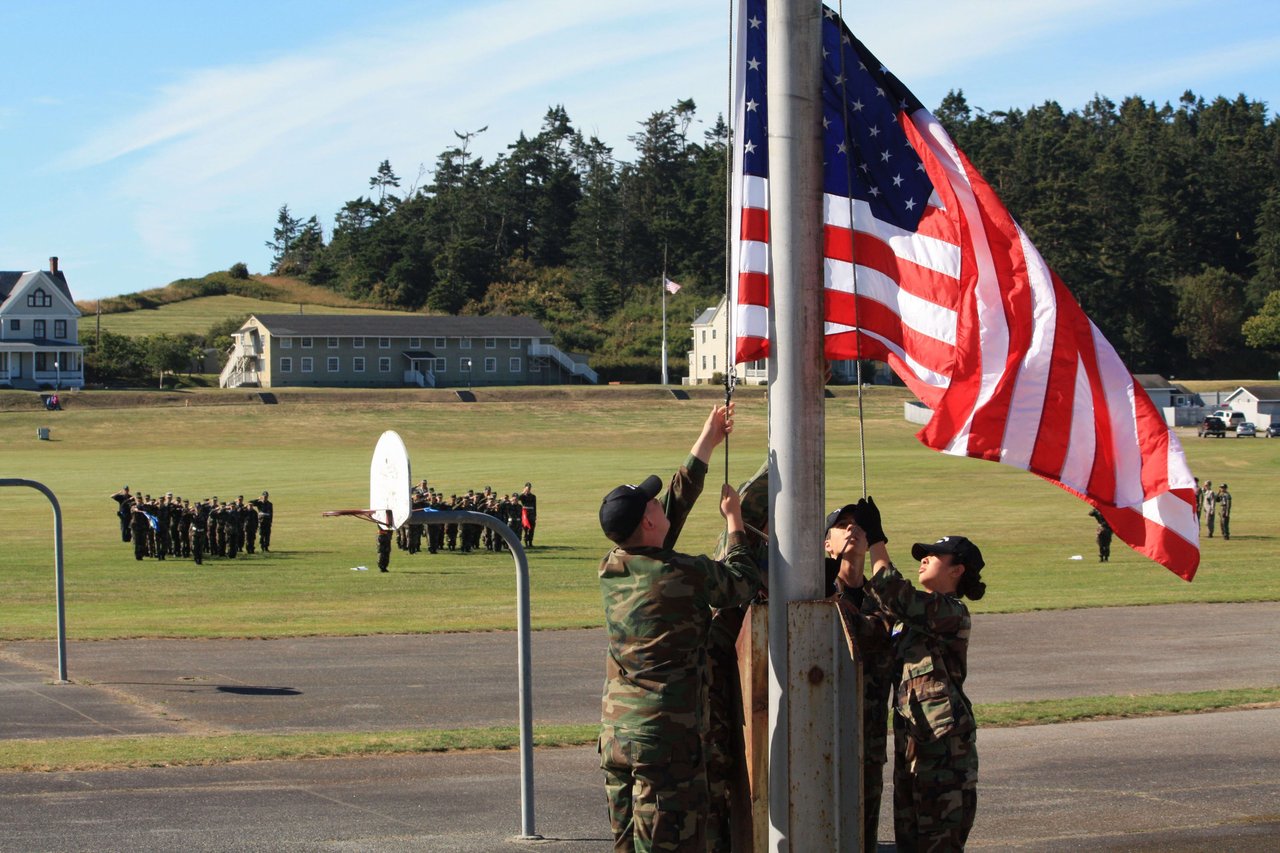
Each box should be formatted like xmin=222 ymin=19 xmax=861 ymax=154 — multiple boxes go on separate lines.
xmin=267 ymin=92 xmax=1280 ymax=381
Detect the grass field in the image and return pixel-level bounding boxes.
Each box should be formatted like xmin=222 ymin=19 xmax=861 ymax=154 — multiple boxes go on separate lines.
xmin=2 ymin=386 xmax=1277 ymax=641
xmin=91 ymin=294 xmax=410 ymax=338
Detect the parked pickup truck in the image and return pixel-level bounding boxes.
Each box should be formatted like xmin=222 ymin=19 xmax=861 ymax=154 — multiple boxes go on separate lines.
xmin=1197 ymin=416 xmax=1228 ymax=438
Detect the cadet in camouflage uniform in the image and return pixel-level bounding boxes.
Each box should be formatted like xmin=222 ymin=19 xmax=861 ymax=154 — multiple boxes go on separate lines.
xmin=597 ymin=403 xmax=762 ymax=853
xmin=854 ymin=498 xmax=986 ymax=853
xmin=243 ymin=497 xmax=259 ymax=555
xmin=249 ymin=491 xmax=273 ymax=552
xmin=826 ymin=504 xmax=895 ymax=853
xmin=1216 ymin=483 xmax=1232 ymax=540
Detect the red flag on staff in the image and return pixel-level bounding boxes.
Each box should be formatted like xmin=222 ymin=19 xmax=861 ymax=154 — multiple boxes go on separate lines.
xmin=664 ymin=277 xmax=682 ymax=294
xmin=729 ymin=0 xmax=1199 ymax=579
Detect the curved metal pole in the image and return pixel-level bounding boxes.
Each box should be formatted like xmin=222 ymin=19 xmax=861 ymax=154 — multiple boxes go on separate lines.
xmin=411 ymin=509 xmax=541 ymax=842
xmin=1 ymin=478 xmax=68 ymax=682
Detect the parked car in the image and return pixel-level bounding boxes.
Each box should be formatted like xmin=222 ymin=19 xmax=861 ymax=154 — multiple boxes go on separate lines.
xmin=1197 ymin=417 xmax=1228 ymax=438
xmin=1267 ymin=423 xmax=1280 ymax=438
xmin=1212 ymin=409 xmax=1245 ymax=429
xmin=1236 ymin=422 xmax=1257 ymax=437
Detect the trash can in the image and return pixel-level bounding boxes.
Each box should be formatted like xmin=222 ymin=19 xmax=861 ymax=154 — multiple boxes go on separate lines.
xmin=37 ymin=427 xmax=50 ymax=440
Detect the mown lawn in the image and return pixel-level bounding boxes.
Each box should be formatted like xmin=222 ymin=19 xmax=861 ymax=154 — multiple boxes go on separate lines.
xmin=2 ymin=386 xmax=1277 ymax=640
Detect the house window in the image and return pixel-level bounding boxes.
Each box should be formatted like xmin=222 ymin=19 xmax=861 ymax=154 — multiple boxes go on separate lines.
xmin=27 ymin=289 xmax=52 ymax=308
xmin=279 ymin=357 xmax=293 ymax=373
xmin=510 ymin=338 xmax=520 ymax=349
xmin=301 ymin=357 xmax=314 ymax=373
xmin=352 ymin=337 xmax=365 ymax=349
xmin=280 ymin=337 xmax=293 ymax=349
xmin=327 ymin=357 xmax=339 ymax=372
xmin=379 ymin=357 xmax=391 ymax=373
xmin=54 ymin=320 xmax=67 ymax=339
xmin=9 ymin=319 xmax=19 ymax=331
xmin=459 ymin=357 xmax=472 ymax=373
xmin=353 ymin=357 xmax=365 ymax=372
xmin=379 ymin=337 xmax=391 ymax=349
xmin=702 ymin=356 xmax=707 ymax=370
xmin=434 ymin=357 xmax=446 ymax=372
xmin=509 ymin=357 xmax=521 ymax=372
xmin=410 ymin=337 xmax=421 ymax=348
xmin=712 ymin=329 xmax=717 ymax=339
xmin=484 ymin=357 xmax=497 ymax=373
xmin=327 ymin=337 xmax=339 ymax=349
xmin=34 ymin=320 xmax=46 ymax=338
xmin=435 ymin=337 xmax=447 ymax=349
xmin=485 ymin=337 xmax=497 ymax=349
xmin=301 ymin=337 xmax=313 ymax=349
xmin=712 ymin=355 xmax=717 ymax=370
xmin=701 ymin=330 xmax=706 ymax=344
xmin=459 ymin=338 xmax=471 ymax=349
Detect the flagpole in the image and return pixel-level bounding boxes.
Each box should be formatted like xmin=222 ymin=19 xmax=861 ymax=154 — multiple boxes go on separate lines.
xmin=766 ymin=0 xmax=857 ymax=848
xmin=660 ymin=245 xmax=669 ymax=386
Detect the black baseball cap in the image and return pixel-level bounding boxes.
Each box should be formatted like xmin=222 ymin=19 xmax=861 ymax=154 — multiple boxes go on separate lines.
xmin=911 ymin=536 xmax=984 ymax=572
xmin=599 ymin=475 xmax=663 ymax=543
xmin=824 ymin=503 xmax=859 ymax=532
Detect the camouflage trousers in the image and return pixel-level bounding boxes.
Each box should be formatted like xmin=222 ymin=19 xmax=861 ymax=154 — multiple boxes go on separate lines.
xmin=891 ymin=714 xmax=977 ymax=852
xmin=600 ymin=725 xmax=708 ymax=853
xmin=863 ymin=679 xmax=892 ymax=853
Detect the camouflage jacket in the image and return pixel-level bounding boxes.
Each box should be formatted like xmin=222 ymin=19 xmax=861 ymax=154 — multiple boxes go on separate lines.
xmin=599 ymin=454 xmax=762 ymax=735
xmin=866 ymin=563 xmax=974 ymax=742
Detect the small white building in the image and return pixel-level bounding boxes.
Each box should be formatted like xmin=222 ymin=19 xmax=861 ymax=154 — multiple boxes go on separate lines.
xmin=1221 ymin=385 xmax=1280 ymax=428
xmin=0 ymin=257 xmax=85 ymax=391
xmin=686 ymin=298 xmax=766 ymax=385
xmin=685 ymin=295 xmax=885 ymax=386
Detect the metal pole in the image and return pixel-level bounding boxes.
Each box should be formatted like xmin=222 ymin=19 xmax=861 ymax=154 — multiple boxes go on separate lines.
xmin=412 ymin=510 xmax=541 ymax=842
xmin=1 ymin=478 xmax=68 ymax=682
xmin=765 ymin=0 xmax=831 ymax=848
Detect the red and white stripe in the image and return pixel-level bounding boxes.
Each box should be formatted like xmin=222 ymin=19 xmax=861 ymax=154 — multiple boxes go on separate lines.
xmin=734 ymin=97 xmax=1200 ymax=579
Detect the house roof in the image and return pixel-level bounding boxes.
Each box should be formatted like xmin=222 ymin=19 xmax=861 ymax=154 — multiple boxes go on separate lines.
xmin=1134 ymin=374 xmax=1172 ymax=389
xmin=247 ymin=314 xmax=552 ymax=339
xmin=1226 ymin=384 xmax=1280 ymax=403
xmin=0 ymin=269 xmax=75 ymax=307
xmin=692 ymin=306 xmax=719 ymax=326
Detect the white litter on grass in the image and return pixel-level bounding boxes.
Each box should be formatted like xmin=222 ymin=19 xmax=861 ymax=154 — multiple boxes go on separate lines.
xmin=351 ymin=565 xmax=369 ymax=571
xmin=1069 ymin=555 xmax=1083 ymax=560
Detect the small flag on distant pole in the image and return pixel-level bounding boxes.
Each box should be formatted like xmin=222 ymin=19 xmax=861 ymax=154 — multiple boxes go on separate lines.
xmin=664 ymin=277 xmax=682 ymax=294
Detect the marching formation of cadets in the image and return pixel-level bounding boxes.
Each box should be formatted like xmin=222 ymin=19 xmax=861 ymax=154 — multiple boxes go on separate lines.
xmin=110 ymin=486 xmax=274 ymax=565
xmin=377 ymin=481 xmax=537 ymax=571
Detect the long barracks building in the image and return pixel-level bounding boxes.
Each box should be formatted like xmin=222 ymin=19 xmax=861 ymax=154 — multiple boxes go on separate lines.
xmin=221 ymin=314 xmax=596 ymax=389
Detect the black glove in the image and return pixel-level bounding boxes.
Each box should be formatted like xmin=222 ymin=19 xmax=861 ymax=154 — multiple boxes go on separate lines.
xmin=853 ymin=496 xmax=887 ymax=546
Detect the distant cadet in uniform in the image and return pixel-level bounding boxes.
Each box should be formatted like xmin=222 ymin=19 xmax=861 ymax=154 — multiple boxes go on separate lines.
xmin=596 ymin=403 xmax=762 ymax=852
xmin=518 ymin=482 xmax=537 ymax=546
xmin=111 ymin=486 xmax=134 ymax=542
xmin=445 ymin=495 xmax=459 ymax=551
xmin=249 ymin=491 xmax=274 ymax=552
xmin=1203 ymin=481 xmax=1218 ymax=538
xmin=1216 ymin=483 xmax=1232 ymax=540
xmin=853 ymin=497 xmax=986 ymax=853
xmin=1089 ymin=507 xmax=1113 ymax=561
xmin=242 ymin=495 xmax=259 ymax=555
xmin=129 ymin=502 xmax=152 ymax=561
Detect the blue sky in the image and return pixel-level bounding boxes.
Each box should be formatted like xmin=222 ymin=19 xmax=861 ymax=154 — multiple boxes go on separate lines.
xmin=4 ymin=0 xmax=1279 ymax=302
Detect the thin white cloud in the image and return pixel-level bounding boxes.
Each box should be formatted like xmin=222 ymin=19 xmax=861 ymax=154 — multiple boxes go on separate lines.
xmin=1122 ymin=34 xmax=1280 ymax=101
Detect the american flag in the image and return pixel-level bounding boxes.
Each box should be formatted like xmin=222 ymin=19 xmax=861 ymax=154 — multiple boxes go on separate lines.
xmin=730 ymin=0 xmax=1200 ymax=579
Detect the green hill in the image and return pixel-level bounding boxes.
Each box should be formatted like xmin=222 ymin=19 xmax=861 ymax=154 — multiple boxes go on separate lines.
xmin=77 ymin=272 xmax=415 ymax=339
xmin=92 ymin=294 xmax=411 ymax=338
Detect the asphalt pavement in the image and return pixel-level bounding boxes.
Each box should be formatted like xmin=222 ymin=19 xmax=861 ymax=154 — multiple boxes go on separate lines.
xmin=2 ymin=601 xmax=1278 ymax=850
